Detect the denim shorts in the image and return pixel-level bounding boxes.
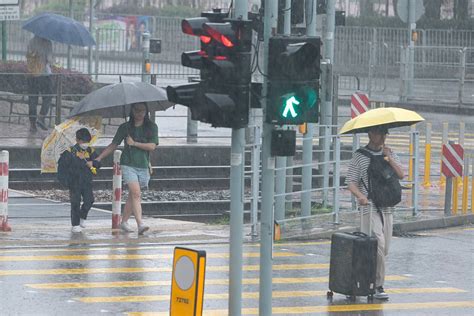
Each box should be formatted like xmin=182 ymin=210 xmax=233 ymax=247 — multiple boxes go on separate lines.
xmin=121 ymin=165 xmax=150 ymax=189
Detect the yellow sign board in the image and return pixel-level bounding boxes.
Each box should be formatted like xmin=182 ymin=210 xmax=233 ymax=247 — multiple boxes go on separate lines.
xmin=170 ymin=247 xmax=206 ymax=316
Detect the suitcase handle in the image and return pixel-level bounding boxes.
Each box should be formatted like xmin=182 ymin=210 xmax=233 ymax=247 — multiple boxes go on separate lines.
xmin=352 ymin=231 xmax=368 ymax=237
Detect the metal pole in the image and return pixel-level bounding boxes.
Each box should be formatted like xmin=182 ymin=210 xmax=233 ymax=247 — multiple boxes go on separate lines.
xmin=250 ymin=125 xmax=261 ymax=240
xmin=94 ymin=28 xmax=100 ymax=81
xmin=275 ymin=158 xmax=286 ymax=221
xmin=229 ymin=1 xmax=248 ymax=315
xmin=259 ymin=0 xmax=277 ymax=314
xmin=301 ymin=0 xmax=317 ymax=217
xmin=351 ymin=134 xmax=360 ymax=210
xmin=407 ymin=0 xmax=416 ymax=97
xmin=1 ymin=21 xmax=6 ymax=61
xmin=319 ymin=0 xmax=335 ymax=209
xmin=459 ymin=48 xmax=466 ymax=104
xmin=333 ymin=135 xmax=341 ymax=223
xmin=285 ymin=156 xmax=294 ymax=213
xmin=275 ymin=0 xmax=292 ymax=221
xmin=412 ymin=131 xmax=419 ymax=216
xmin=141 ymin=32 xmax=150 ymax=83
xmin=323 ymin=125 xmax=331 ymax=206
xmin=67 ymin=0 xmax=73 ymax=70
xmin=88 ymin=0 xmax=95 ymax=75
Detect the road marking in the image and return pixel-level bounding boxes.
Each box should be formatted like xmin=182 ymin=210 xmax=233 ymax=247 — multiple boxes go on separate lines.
xmin=77 ymin=287 xmax=466 ymax=303
xmin=0 ymin=251 xmax=300 ymax=262
xmin=127 ymin=301 xmax=474 ymax=315
xmin=0 ymin=241 xmax=331 ymax=254
xmin=0 ymin=263 xmax=329 ymax=276
xmin=26 ymin=275 xmax=407 ymax=289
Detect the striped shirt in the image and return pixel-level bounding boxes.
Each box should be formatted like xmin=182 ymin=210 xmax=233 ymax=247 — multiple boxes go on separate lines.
xmin=346 ymin=146 xmax=402 ymax=197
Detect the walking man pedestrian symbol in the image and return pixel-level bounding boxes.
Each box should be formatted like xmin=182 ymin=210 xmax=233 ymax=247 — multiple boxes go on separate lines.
xmin=282 ymin=96 xmax=300 ymax=118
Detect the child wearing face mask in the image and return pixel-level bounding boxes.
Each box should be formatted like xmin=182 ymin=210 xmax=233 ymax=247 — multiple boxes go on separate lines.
xmin=58 ymin=128 xmax=100 ymax=233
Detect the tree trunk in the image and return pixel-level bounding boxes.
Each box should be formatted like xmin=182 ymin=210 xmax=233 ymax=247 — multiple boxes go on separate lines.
xmin=423 ymin=0 xmax=442 ymax=20
xmin=454 ymin=0 xmax=469 ymax=19
xmin=360 ymin=0 xmax=375 ymax=17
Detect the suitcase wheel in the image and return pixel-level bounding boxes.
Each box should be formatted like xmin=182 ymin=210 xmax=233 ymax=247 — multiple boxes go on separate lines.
xmin=326 ymin=291 xmax=333 ymax=298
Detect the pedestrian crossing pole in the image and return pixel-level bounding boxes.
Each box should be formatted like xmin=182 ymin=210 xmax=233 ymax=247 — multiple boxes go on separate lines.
xmin=258 ymin=0 xmax=278 ymax=314
xmin=0 ymin=150 xmax=11 ymax=232
xmin=112 ymin=150 xmax=122 ymax=230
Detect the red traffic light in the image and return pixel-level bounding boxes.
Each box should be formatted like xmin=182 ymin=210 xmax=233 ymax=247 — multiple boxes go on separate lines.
xmin=203 ymin=22 xmax=235 ymax=48
xmin=182 ymin=17 xmax=212 ymax=44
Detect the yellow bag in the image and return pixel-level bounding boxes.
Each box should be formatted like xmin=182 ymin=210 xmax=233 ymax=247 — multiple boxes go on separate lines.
xmin=26 ymin=51 xmax=44 ymax=75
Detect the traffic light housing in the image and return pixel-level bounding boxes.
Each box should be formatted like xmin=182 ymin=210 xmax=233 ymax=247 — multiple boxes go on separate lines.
xmin=166 ymin=12 xmax=252 ymax=129
xmin=266 ymin=36 xmax=322 ymax=125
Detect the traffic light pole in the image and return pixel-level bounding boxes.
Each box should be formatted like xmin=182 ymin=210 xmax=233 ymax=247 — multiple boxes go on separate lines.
xmin=320 ymin=0 xmax=336 ymax=206
xmin=259 ymin=0 xmax=278 ymax=314
xmin=274 ymin=0 xmax=292 ymax=222
xmin=301 ymin=0 xmax=318 ymax=217
xmin=228 ymin=1 xmax=248 ymax=315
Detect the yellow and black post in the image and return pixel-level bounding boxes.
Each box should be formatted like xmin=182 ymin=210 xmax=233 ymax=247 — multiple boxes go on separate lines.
xmin=170 ymin=247 xmax=206 ymax=316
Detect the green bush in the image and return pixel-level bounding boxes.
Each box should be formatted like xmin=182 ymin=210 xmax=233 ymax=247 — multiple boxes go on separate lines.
xmin=0 ymin=61 xmax=93 ymax=100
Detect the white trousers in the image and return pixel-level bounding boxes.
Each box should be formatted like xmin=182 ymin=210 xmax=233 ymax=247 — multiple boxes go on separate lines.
xmin=360 ymin=208 xmax=393 ymax=287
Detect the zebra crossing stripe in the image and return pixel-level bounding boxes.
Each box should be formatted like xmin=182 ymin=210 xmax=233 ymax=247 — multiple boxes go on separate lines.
xmin=0 ymin=251 xmax=300 ymax=262
xmin=0 ymin=263 xmax=329 ymax=276
xmin=127 ymin=301 xmax=474 ymax=315
xmin=26 ymin=275 xmax=408 ymax=289
xmin=77 ymin=287 xmax=466 ymax=303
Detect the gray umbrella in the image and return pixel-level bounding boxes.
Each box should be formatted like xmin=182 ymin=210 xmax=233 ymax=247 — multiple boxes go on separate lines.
xmin=69 ymin=82 xmax=175 ymax=118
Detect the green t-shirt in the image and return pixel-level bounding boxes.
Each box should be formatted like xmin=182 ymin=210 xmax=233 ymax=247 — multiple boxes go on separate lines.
xmin=112 ymin=121 xmax=159 ymax=169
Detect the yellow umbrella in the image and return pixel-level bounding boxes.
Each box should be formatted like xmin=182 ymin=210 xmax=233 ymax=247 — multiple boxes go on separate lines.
xmin=41 ymin=116 xmax=102 ymax=173
xmin=339 ymin=107 xmax=424 ymax=135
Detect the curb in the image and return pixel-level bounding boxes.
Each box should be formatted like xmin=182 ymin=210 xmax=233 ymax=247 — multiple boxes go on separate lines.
xmin=278 ymin=214 xmax=474 ymax=241
xmin=392 ymin=214 xmax=474 ymax=235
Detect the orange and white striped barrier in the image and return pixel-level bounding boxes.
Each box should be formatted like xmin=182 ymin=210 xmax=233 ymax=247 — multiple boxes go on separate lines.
xmin=0 ymin=150 xmax=11 ymax=232
xmin=350 ymin=92 xmax=369 ymax=118
xmin=112 ymin=150 xmax=122 ymax=229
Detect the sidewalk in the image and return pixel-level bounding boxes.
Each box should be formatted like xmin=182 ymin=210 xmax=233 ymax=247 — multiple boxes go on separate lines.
xmin=2 ymin=190 xmax=233 ymax=248
xmin=2 ymin=187 xmax=473 ymax=248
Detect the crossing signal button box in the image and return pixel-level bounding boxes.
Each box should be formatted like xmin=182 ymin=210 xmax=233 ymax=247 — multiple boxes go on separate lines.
xmin=271 ymin=130 xmax=296 ymax=157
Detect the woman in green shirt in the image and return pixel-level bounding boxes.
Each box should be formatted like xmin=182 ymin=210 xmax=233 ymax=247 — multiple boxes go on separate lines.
xmin=96 ymin=102 xmax=158 ymax=235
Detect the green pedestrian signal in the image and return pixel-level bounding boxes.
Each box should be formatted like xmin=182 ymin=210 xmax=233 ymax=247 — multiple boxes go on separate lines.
xmin=269 ymin=80 xmax=320 ymax=125
xmin=266 ymin=36 xmax=321 ymax=125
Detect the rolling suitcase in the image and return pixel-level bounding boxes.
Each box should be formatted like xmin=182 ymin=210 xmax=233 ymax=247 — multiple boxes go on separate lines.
xmin=327 ymin=204 xmax=377 ymax=300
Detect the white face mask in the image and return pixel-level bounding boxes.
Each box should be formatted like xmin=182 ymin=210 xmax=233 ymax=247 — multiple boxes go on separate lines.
xmin=79 ymin=143 xmax=88 ymax=150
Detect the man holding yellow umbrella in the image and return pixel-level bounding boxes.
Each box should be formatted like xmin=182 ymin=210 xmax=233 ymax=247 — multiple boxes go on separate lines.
xmin=340 ymin=107 xmax=424 ymax=300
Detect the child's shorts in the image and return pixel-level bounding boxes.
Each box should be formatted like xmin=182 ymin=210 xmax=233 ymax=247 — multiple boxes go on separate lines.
xmin=121 ymin=165 xmax=150 ymax=189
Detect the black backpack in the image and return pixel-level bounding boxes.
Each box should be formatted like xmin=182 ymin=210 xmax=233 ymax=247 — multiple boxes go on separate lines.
xmin=357 ymin=148 xmax=402 ymax=208
xmin=57 ymin=150 xmax=71 ymax=188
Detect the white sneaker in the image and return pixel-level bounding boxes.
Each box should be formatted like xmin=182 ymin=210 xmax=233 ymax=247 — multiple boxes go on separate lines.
xmin=80 ymin=218 xmax=86 ymax=228
xmin=374 ymin=287 xmax=389 ymax=300
xmin=138 ymin=224 xmax=149 ymax=235
xmin=71 ymin=226 xmax=82 ymax=233
xmin=120 ymin=222 xmax=134 ymax=232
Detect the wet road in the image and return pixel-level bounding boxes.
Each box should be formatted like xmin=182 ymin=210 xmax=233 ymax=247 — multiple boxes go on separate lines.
xmin=0 ymin=226 xmax=472 ymax=315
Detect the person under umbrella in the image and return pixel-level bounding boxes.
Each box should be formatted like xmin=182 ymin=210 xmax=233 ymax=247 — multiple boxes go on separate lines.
xmin=26 ymin=35 xmax=54 ymax=132
xmin=346 ymin=125 xmax=404 ymax=300
xmin=95 ymin=102 xmax=158 ymax=235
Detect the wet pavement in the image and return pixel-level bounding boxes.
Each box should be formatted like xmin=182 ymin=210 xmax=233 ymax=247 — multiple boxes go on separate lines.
xmin=0 ymin=226 xmax=472 ymax=315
